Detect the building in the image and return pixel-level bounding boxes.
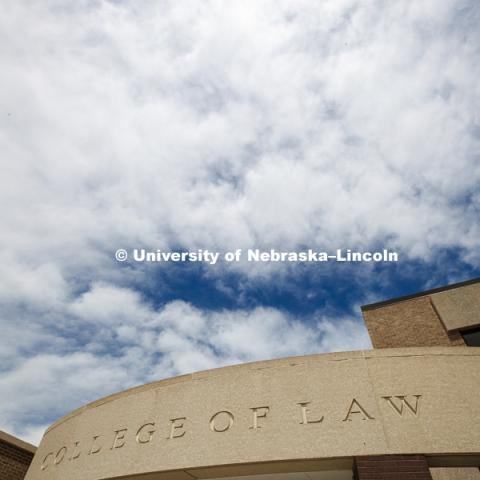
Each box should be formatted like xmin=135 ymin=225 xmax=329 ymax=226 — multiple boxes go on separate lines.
xmin=0 ymin=430 xmax=36 ymax=480
xmin=16 ymin=278 xmax=480 ymax=480
xmin=362 ymin=277 xmax=480 ymax=349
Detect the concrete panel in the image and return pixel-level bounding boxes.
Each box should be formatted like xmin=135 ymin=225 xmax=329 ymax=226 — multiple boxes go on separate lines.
xmin=431 ymin=283 xmax=480 ymax=332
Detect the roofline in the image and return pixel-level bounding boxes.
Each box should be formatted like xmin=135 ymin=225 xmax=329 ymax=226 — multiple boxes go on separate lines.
xmin=0 ymin=430 xmax=37 ymax=454
xmin=361 ymin=277 xmax=480 ymax=311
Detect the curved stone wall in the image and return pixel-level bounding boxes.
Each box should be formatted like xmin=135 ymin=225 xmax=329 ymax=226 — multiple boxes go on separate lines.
xmin=25 ymin=347 xmax=480 ymax=480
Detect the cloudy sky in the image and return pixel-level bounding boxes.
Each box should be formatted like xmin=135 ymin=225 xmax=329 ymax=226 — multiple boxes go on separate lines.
xmin=1 ymin=0 xmax=479 ymax=445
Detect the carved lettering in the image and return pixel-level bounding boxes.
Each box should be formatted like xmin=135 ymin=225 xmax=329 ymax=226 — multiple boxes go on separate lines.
xmin=40 ymin=452 xmax=53 ymax=471
xmin=342 ymin=398 xmax=375 ymax=421
xmin=38 ymin=391 xmax=426 ymax=472
xmin=70 ymin=441 xmax=81 ymax=460
xmin=298 ymin=402 xmax=324 ymax=425
xmin=54 ymin=447 xmax=67 ymax=465
xmin=88 ymin=435 xmax=103 ymax=455
xmin=111 ymin=429 xmax=128 ymax=449
xmin=168 ymin=417 xmax=186 ymax=439
xmin=136 ymin=422 xmax=156 ymax=444
xmin=383 ymin=395 xmax=421 ymax=416
xmin=249 ymin=406 xmax=270 ymax=429
xmin=210 ymin=410 xmax=234 ymax=432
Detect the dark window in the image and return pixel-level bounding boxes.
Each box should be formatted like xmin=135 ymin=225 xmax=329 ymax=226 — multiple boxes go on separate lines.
xmin=461 ymin=326 xmax=480 ymax=346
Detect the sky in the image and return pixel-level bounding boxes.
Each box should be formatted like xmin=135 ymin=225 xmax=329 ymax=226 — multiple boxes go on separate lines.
xmin=0 ymin=0 xmax=479 ymax=445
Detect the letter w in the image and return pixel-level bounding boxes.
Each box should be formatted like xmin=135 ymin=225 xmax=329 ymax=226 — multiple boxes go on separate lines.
xmin=383 ymin=395 xmax=421 ymax=416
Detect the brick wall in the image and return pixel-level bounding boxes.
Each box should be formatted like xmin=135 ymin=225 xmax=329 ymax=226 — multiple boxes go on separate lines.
xmin=0 ymin=438 xmax=34 ymax=480
xmin=362 ymin=296 xmax=465 ymax=349
xmin=355 ymin=455 xmax=433 ymax=480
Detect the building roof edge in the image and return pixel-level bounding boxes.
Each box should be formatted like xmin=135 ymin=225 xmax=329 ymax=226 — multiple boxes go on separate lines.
xmin=0 ymin=430 xmax=37 ymax=454
xmin=361 ymin=277 xmax=480 ymax=311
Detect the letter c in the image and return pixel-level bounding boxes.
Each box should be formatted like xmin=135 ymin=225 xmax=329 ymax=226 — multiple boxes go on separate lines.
xmin=40 ymin=452 xmax=54 ymax=471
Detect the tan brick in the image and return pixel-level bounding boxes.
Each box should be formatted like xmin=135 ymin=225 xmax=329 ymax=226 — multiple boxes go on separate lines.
xmin=0 ymin=439 xmax=34 ymax=480
xmin=362 ymin=296 xmax=465 ymax=349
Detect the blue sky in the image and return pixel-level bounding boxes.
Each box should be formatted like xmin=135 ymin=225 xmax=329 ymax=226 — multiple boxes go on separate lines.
xmin=134 ymin=248 xmax=479 ymax=314
xmin=0 ymin=0 xmax=479 ymax=444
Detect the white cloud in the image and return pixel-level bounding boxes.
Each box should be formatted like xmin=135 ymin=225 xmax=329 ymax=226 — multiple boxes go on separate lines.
xmin=0 ymin=0 xmax=478 ymax=272
xmin=69 ymin=282 xmax=153 ymax=324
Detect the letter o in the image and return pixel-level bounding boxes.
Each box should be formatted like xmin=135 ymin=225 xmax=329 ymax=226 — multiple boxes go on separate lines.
xmin=224 ymin=252 xmax=235 ymax=262
xmin=54 ymin=446 xmax=67 ymax=465
xmin=209 ymin=410 xmax=234 ymax=432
